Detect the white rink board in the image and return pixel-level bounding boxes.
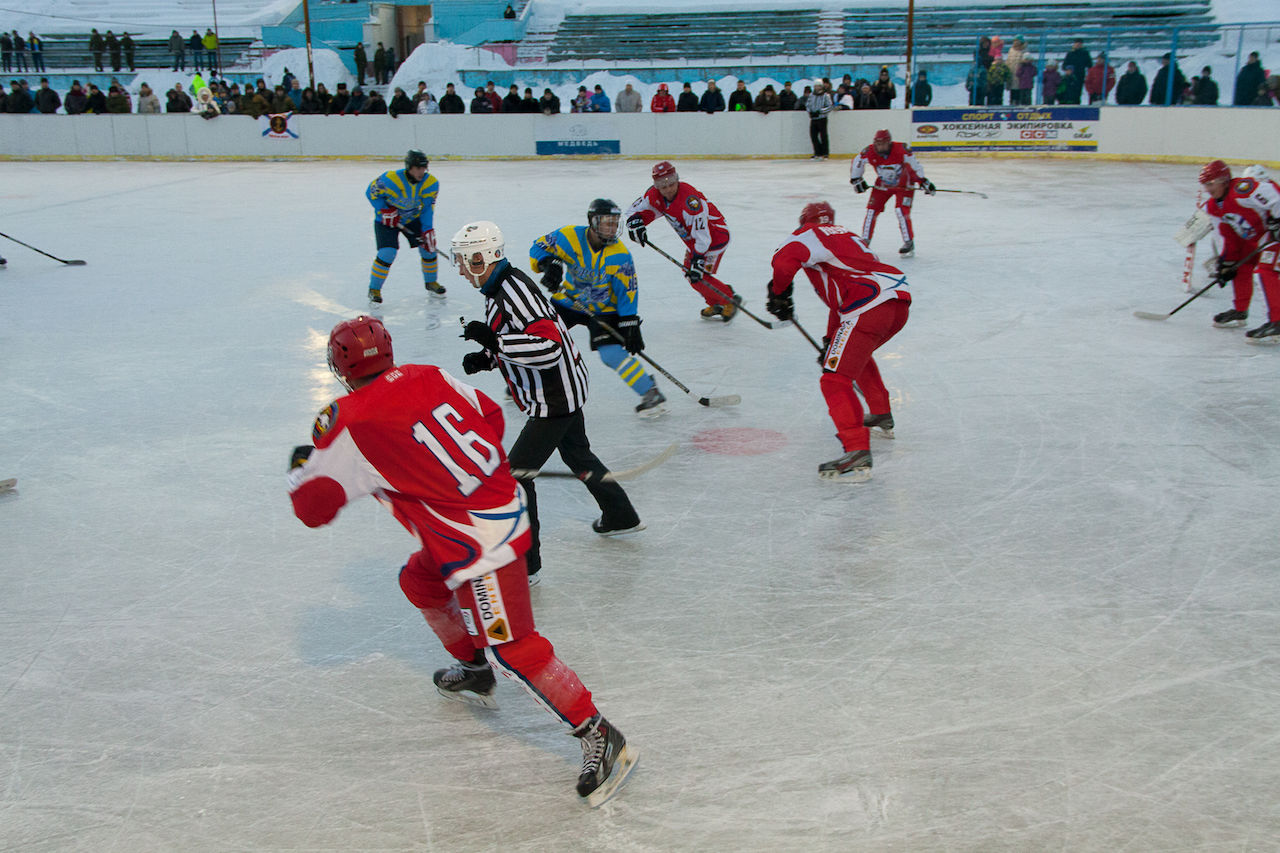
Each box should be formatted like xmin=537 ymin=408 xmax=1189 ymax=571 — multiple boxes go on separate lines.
xmin=1 ymin=157 xmax=1278 ymax=852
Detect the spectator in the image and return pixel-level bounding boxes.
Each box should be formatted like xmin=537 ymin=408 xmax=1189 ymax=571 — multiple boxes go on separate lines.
xmin=389 ymin=86 xmax=414 ymax=116
xmin=1004 ymin=38 xmax=1030 ymax=105
xmin=699 ymin=79 xmax=725 ymax=113
xmin=188 ymin=30 xmax=203 ymax=73
xmin=90 ymin=29 xmax=105 ymax=72
xmin=195 ymin=86 xmax=219 ymax=118
xmin=1254 ymin=75 xmax=1280 ymax=107
xmin=910 ymin=70 xmax=932 ymax=106
xmin=1085 ymin=53 xmax=1116 ymax=103
xmin=11 ymin=31 xmax=26 ymax=72
xmin=270 ymin=85 xmax=292 ymax=113
xmin=110 ymin=77 xmax=132 ymax=111
xmin=853 ymin=82 xmax=876 ymax=110
xmin=121 ymin=32 xmax=134 ymax=72
xmin=0 ymin=31 xmax=10 ymax=74
xmin=361 ymin=89 xmax=387 ymax=114
xmin=984 ymin=58 xmax=1009 ymax=105
xmin=326 ymin=83 xmax=348 ymax=116
xmin=28 ymin=32 xmax=44 ymax=73
xmin=314 ymin=83 xmax=332 ymax=113
xmin=967 ymin=36 xmax=993 ymax=105
xmin=1234 ymin=52 xmax=1265 ymax=106
xmin=502 ymin=83 xmax=522 ymax=112
xmin=6 ymin=80 xmax=33 ymax=113
xmin=417 ymin=91 xmax=439 ymax=114
xmin=520 ymin=87 xmax=539 ymax=112
xmin=540 ymin=87 xmax=561 ymax=114
xmin=805 ymin=81 xmax=833 ymax=159
xmin=483 ymin=81 xmax=502 ymax=112
xmin=85 ymin=83 xmax=107 ymax=113
xmin=204 ymin=29 xmax=218 ymax=74
xmin=1041 ymin=61 xmax=1061 ymax=105
xmin=280 ymin=78 xmax=299 ymax=108
xmin=438 ymin=82 xmax=464 ymax=113
xmin=754 ymin=84 xmax=780 ymax=112
xmin=676 ymin=81 xmax=699 ymax=111
xmin=1150 ymin=53 xmax=1186 ymax=105
xmin=105 ymin=30 xmax=120 ymax=72
xmin=136 ymin=82 xmax=161 ymax=113
xmin=871 ymin=66 xmax=896 ymax=108
xmin=1192 ymin=66 xmax=1219 ymax=105
xmin=353 ymin=42 xmax=367 ymax=86
xmin=728 ymin=80 xmax=752 ymax=111
xmin=374 ymin=43 xmax=387 ymax=86
xmin=504 ymin=4 xmax=516 ymax=18
xmin=34 ymin=77 xmax=60 ymax=113
xmin=281 ymin=67 xmax=296 ymax=91
xmin=387 ymin=46 xmax=396 ymax=78
xmin=64 ymin=80 xmax=88 ymax=114
xmin=169 ymin=30 xmax=185 ymax=71
xmin=471 ymin=86 xmax=493 ymax=114
xmin=1057 ymin=66 xmax=1082 ymax=104
xmin=616 ymin=83 xmax=642 ymax=112
xmin=105 ymin=84 xmax=128 ymax=113
xmin=773 ymin=81 xmax=793 ymax=110
xmin=1114 ymin=61 xmax=1147 ymax=104
xmin=590 ymin=84 xmax=612 ymax=112
xmin=165 ymin=82 xmax=192 ymax=113
xmin=1062 ymin=38 xmax=1091 ymax=79
xmin=345 ymin=86 xmax=368 ymax=114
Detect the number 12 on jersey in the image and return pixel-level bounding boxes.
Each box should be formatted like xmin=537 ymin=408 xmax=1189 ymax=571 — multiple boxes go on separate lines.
xmin=411 ymin=403 xmax=502 ymax=496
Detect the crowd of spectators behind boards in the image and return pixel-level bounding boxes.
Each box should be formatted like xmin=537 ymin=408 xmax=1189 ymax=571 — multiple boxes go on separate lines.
xmin=2 ymin=27 xmax=1277 ymax=115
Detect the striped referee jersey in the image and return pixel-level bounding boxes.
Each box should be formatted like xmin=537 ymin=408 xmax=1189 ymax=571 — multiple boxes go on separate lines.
xmin=480 ymin=259 xmax=590 ymax=418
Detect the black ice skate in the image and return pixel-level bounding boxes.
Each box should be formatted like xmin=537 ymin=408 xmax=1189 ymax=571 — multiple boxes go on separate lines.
xmin=864 ymin=412 xmax=895 ymax=439
xmin=433 ymin=660 xmax=498 ymax=709
xmin=1245 ymin=320 xmax=1280 ymax=343
xmin=1213 ymin=309 xmax=1247 ymax=328
xmin=0 ymin=256 xmax=7 ymax=268
xmin=818 ymin=449 xmax=872 ymax=482
xmin=898 ymin=240 xmax=915 ymax=257
xmin=592 ymin=515 xmax=646 ymax=536
xmin=572 ymin=714 xmax=638 ymax=807
xmin=425 ymin=281 xmax=447 ymax=297
xmin=635 ymin=387 xmax=667 ymax=418
xmin=367 ymin=288 xmax=383 ymax=304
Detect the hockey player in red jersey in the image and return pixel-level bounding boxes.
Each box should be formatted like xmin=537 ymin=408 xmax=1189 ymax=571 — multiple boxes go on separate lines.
xmin=624 ymin=161 xmax=740 ymax=321
xmin=850 ymin=129 xmax=935 ymax=257
xmin=766 ymin=201 xmax=912 ymax=481
xmin=288 ymin=315 xmax=637 ymax=806
xmin=1199 ymin=160 xmax=1280 ymax=341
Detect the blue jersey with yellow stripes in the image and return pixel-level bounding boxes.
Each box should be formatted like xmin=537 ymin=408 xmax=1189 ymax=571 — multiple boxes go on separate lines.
xmin=529 ymin=225 xmax=638 ymax=317
xmin=366 ymin=168 xmax=439 ymax=227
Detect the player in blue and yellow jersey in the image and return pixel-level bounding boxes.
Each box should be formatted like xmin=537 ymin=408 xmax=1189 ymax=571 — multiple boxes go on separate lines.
xmin=530 ymin=199 xmax=666 ymax=416
xmin=365 ymin=149 xmax=444 ymax=303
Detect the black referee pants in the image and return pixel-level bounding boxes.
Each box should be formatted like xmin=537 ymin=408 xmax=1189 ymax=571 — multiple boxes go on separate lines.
xmin=508 ymin=409 xmax=639 ymax=576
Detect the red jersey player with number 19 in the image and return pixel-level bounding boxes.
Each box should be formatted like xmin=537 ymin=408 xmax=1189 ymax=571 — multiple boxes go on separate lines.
xmin=850 ymin=129 xmax=935 ymax=257
xmin=766 ymin=202 xmax=912 ymax=481
xmin=624 ymin=161 xmax=740 ymax=321
xmin=287 ymin=315 xmax=637 ymax=806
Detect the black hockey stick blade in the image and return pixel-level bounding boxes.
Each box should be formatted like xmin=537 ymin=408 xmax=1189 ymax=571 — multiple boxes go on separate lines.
xmin=645 ymin=242 xmax=790 ymax=329
xmin=511 ymin=442 xmax=679 ymax=481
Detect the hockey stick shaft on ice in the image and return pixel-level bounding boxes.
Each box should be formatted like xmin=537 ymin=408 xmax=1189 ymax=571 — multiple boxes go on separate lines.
xmin=933 ymin=188 xmax=989 ymax=199
xmin=645 ymin=242 xmax=791 ymax=330
xmin=510 ymin=442 xmax=678 ymax=482
xmin=0 ymin=231 xmax=87 ymax=265
xmin=1134 ymin=241 xmax=1273 ymax=321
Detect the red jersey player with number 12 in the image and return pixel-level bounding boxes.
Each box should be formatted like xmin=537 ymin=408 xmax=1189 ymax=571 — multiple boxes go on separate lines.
xmin=850 ymin=129 xmax=935 ymax=257
xmin=287 ymin=315 xmax=637 ymax=806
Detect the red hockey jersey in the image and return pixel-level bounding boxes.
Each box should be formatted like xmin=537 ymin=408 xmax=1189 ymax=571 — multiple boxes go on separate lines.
xmin=850 ymin=141 xmax=926 ymax=190
xmin=625 ymin=183 xmax=729 ymax=255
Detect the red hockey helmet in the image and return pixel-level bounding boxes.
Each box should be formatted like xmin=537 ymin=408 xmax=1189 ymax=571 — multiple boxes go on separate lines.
xmin=799 ymin=201 xmax=835 ymax=227
xmin=873 ymin=129 xmax=892 ymax=144
xmin=1199 ymin=159 xmax=1231 ymax=185
xmin=652 ymin=160 xmax=678 ymax=184
xmin=328 ymin=315 xmax=394 ymax=390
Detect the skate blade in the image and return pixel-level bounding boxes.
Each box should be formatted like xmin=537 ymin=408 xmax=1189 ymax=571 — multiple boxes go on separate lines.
xmin=1244 ymin=336 xmax=1280 ymax=345
xmin=583 ymin=745 xmax=639 ymax=808
xmin=594 ymin=522 xmax=646 ymax=537
xmin=426 ymin=288 xmax=448 ymax=299
xmin=435 ymin=686 xmax=499 ymax=710
xmin=1213 ymin=321 xmax=1247 ymax=328
xmin=636 ymin=404 xmax=669 ymax=419
xmin=819 ymin=468 xmax=872 ymax=483
xmin=872 ymin=428 xmax=895 ymax=440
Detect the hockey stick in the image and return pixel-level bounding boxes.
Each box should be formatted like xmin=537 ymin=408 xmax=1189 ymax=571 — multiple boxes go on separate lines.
xmin=645 ymin=242 xmax=791 ymax=330
xmin=791 ymin=315 xmax=825 ymax=353
xmin=1135 ymin=241 xmax=1273 ymax=321
xmin=0 ymin=231 xmax=87 ymax=265
xmin=933 ymin=188 xmax=989 ymax=199
xmin=510 ymin=442 xmax=678 ymax=482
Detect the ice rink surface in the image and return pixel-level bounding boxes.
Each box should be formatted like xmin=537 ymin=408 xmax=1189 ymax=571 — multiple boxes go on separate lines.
xmin=1 ymin=156 xmax=1277 ymax=852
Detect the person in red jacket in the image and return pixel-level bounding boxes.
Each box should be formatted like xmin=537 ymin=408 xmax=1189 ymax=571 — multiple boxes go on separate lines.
xmin=649 ymin=82 xmax=675 ymax=112
xmin=1084 ymin=53 xmax=1116 ymax=103
xmin=766 ymin=202 xmax=912 ymax=481
xmin=288 ymin=315 xmax=638 ymax=806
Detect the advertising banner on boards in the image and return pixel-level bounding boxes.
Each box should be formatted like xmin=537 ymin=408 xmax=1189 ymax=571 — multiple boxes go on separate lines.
xmin=911 ymin=107 xmax=1099 ymax=152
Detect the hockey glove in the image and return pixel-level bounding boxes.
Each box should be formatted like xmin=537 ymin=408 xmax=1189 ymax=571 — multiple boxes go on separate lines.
xmin=379 ymin=207 xmax=401 ymax=229
xmin=1215 ymin=257 xmax=1239 ymax=284
xmin=462 ymin=319 xmax=500 ymax=351
xmin=685 ymin=255 xmax=706 ymax=283
xmin=818 ymin=336 xmax=830 ymax=366
xmin=616 ymin=315 xmax=645 ymax=354
xmin=851 ymin=177 xmax=869 ymax=193
xmin=290 ymin=444 xmax=314 ymax=470
xmin=626 ymin=215 xmax=648 ymax=247
xmin=462 ymin=351 xmax=495 ymax=375
xmin=766 ymin=283 xmax=795 ymax=321
xmin=539 ymin=260 xmax=564 ymax=293
xmin=919 ymin=178 xmax=937 ymax=195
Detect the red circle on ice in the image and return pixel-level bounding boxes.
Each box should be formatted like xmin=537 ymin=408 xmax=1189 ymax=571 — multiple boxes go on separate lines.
xmin=691 ymin=428 xmax=788 ymax=456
